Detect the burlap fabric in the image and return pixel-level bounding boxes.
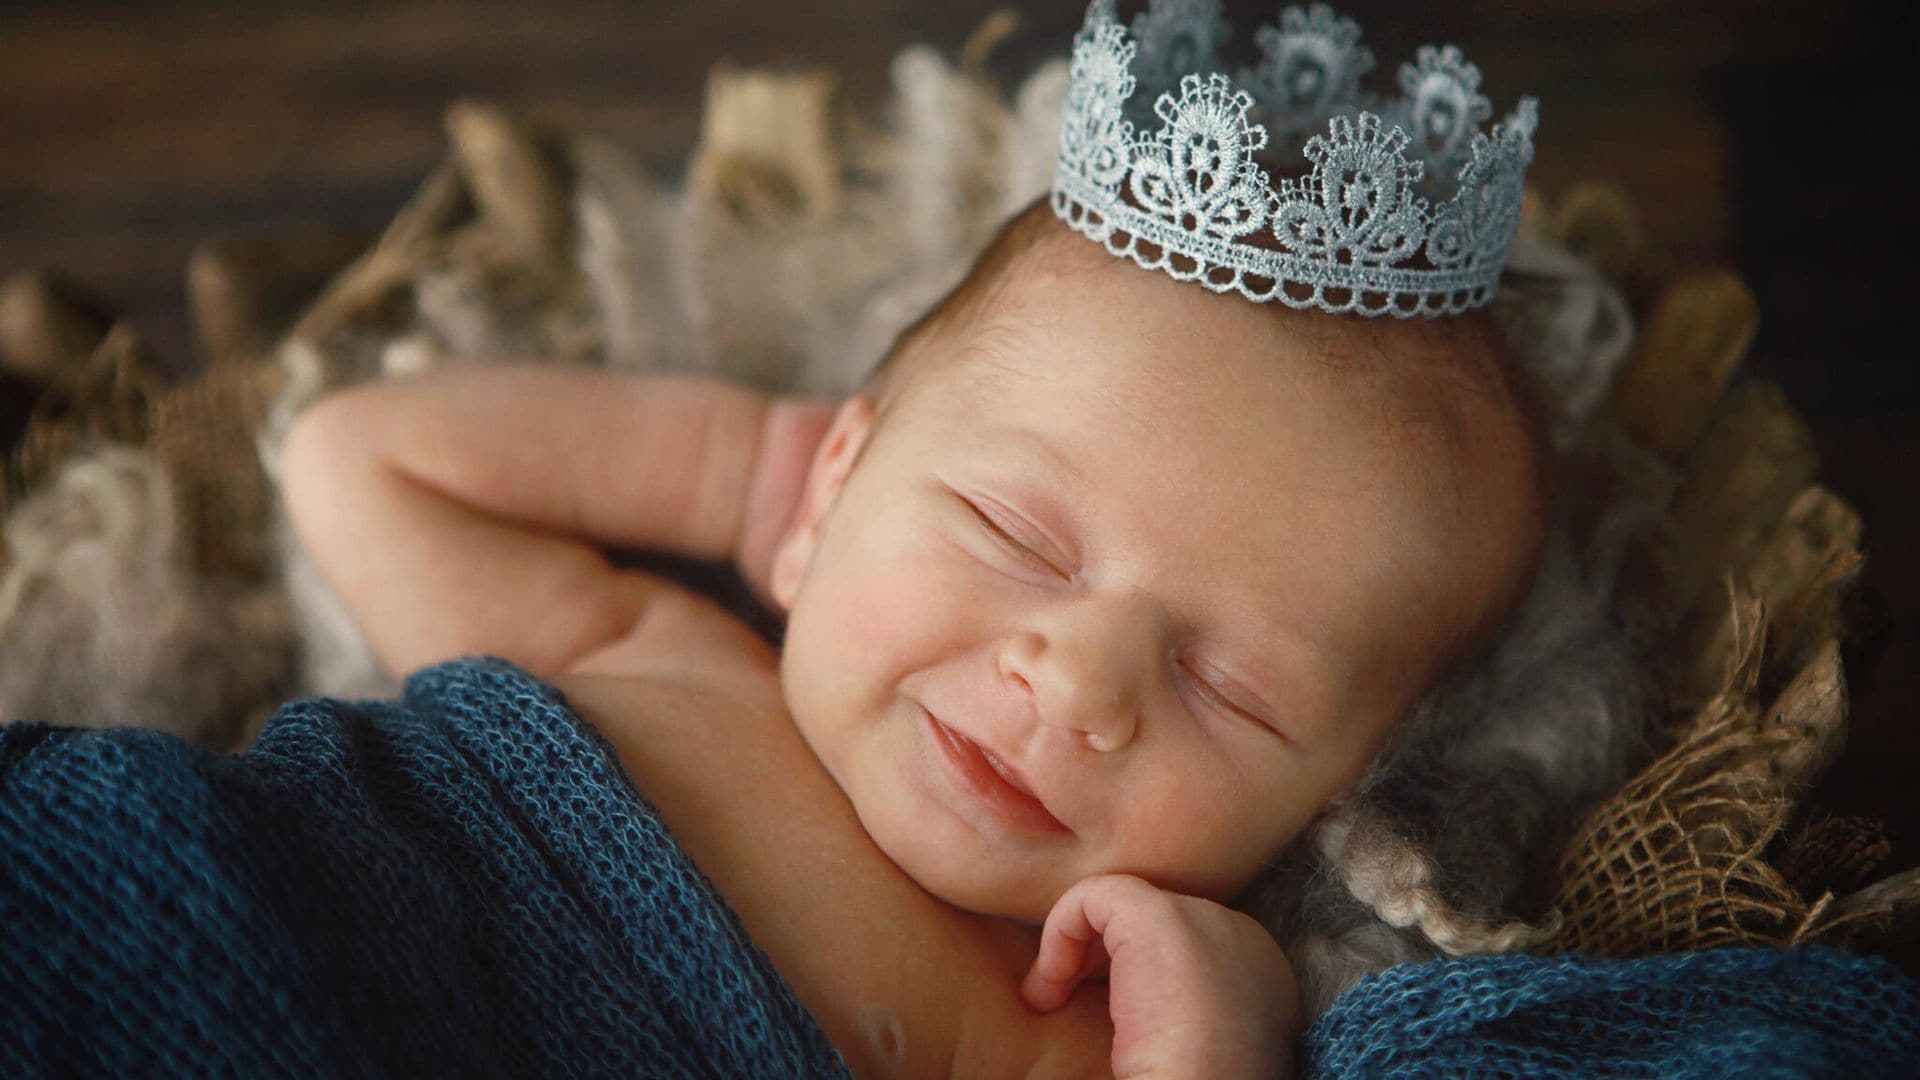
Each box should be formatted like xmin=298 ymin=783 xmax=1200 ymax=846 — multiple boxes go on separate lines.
xmin=1534 ymin=206 xmax=1920 ymax=954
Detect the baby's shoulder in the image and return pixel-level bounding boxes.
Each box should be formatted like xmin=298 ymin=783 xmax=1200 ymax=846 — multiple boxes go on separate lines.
xmin=563 ymin=574 xmax=780 ymax=684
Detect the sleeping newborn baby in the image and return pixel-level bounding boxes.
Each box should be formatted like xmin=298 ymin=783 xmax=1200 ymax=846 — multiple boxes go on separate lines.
xmin=278 ymin=189 xmax=1545 ymax=1075
xmin=276 ymin=5 xmax=1549 ymax=1075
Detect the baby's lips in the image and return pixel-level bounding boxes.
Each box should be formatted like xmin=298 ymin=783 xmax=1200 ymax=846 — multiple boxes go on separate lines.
xmin=974 ymin=740 xmax=1041 ymax=799
xmin=924 ymin=704 xmax=1073 ymax=832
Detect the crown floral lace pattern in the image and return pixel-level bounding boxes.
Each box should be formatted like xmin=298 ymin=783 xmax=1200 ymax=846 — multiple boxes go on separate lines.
xmin=1051 ymin=0 xmax=1537 ymax=317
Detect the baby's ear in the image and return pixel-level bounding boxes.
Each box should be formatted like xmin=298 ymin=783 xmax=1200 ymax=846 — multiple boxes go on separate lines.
xmin=769 ymin=395 xmax=875 ymax=612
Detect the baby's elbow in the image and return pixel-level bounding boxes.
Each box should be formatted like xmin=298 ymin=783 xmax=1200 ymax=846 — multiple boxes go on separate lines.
xmin=278 ymin=392 xmax=376 ymax=538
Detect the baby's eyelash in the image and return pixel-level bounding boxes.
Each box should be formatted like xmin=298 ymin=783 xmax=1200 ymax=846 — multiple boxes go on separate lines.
xmin=965 ymin=499 xmax=1060 ymax=573
xmin=1181 ymin=661 xmax=1277 ymax=732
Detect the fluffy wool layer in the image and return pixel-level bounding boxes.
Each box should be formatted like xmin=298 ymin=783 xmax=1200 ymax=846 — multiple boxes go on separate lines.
xmin=0 ymin=447 xmax=291 ymax=745
xmin=1248 ymin=488 xmax=1658 ymax=1015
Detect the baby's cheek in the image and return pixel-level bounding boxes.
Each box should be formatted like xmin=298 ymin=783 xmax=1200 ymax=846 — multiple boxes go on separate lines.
xmin=1138 ymin=753 xmax=1315 ymax=889
xmin=836 ymin=543 xmax=974 ymax=652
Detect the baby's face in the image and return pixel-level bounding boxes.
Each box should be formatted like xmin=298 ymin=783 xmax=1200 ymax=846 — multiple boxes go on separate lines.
xmin=770 ymin=236 xmax=1539 ymax=922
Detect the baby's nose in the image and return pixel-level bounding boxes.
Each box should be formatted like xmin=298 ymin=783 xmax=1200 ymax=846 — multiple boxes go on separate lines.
xmin=1000 ymin=590 xmax=1163 ymax=751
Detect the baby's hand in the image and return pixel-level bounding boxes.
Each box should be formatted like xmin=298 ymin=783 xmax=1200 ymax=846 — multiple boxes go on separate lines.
xmin=1021 ymin=874 xmax=1299 ymax=1079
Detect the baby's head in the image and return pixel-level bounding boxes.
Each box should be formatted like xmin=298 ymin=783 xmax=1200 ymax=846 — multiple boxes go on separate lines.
xmin=769 ymin=198 xmax=1548 ymax=921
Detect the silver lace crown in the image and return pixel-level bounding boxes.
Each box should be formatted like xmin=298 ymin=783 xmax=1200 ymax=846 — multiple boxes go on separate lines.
xmin=1051 ymin=0 xmax=1538 ymax=317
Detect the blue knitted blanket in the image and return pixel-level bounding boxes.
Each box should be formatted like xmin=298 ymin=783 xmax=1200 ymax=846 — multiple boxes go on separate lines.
xmin=1 ymin=657 xmax=851 ymax=1078
xmin=5 ymin=656 xmax=1918 ymax=1077
xmin=1305 ymin=941 xmax=1920 ymax=1076
xmin=1305 ymin=947 xmax=1920 ymax=1077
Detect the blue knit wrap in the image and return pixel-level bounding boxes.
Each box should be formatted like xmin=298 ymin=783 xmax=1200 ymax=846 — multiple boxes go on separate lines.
xmin=1305 ymin=941 xmax=1920 ymax=1077
xmin=5 ymin=656 xmax=1918 ymax=1077
xmin=1 ymin=657 xmax=851 ymax=1078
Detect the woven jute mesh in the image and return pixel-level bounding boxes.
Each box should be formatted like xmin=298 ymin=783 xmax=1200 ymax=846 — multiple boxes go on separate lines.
xmin=1530 ymin=186 xmax=1920 ymax=958
xmin=1777 ymin=813 xmax=1895 ymax=900
xmin=1547 ymin=616 xmax=1837 ymax=955
xmin=144 ymin=361 xmax=283 ymax=583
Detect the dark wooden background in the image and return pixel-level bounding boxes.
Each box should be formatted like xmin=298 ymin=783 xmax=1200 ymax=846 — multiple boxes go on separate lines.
xmin=2 ymin=0 xmax=1914 ymax=855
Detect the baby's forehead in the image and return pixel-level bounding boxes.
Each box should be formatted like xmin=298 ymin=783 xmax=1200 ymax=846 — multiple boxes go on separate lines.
xmin=907 ymin=210 xmax=1535 ymax=506
xmin=968 ymin=264 xmax=1498 ymax=442
xmin=946 ymin=256 xmax=1536 ymax=506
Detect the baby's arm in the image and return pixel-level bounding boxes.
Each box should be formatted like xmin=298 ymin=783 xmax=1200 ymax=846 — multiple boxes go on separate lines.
xmin=280 ymin=364 xmax=833 ymax=678
xmin=1021 ymin=874 xmax=1300 ymax=1079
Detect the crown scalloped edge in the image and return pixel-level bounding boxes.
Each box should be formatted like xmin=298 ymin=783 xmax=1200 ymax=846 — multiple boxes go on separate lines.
xmin=1050 ymin=0 xmax=1539 ymax=318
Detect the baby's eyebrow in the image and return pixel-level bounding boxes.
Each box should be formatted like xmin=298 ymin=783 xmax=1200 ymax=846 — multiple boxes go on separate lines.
xmin=1007 ymin=430 xmax=1089 ymax=486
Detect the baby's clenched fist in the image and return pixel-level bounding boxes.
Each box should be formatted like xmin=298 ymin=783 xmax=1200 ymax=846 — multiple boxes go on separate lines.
xmin=1021 ymin=873 xmax=1299 ymax=1079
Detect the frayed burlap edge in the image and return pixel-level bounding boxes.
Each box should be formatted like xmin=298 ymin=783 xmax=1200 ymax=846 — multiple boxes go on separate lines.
xmin=1538 ymin=187 xmax=1920 ymax=956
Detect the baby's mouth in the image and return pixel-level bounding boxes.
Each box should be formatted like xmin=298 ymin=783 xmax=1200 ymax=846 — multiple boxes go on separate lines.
xmin=923 ymin=707 xmax=1072 ymax=835
xmin=977 ymin=742 xmax=1040 ymax=799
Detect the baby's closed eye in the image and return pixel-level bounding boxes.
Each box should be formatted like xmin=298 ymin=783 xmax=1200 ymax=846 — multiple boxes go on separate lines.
xmin=954 ymin=492 xmax=1071 ymax=578
xmin=944 ymin=486 xmax=1292 ymax=738
xmin=1177 ymin=658 xmax=1287 ymax=738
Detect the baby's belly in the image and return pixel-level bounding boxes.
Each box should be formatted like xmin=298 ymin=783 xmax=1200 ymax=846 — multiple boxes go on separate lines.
xmin=548 ymin=661 xmax=1109 ymax=1078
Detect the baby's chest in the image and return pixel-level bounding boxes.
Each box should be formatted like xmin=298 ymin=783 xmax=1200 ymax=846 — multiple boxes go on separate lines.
xmin=552 ymin=667 xmax=1094 ymax=1075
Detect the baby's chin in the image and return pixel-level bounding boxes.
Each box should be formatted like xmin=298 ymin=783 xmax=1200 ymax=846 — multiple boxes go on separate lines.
xmin=858 ymin=803 xmax=1059 ymax=924
xmin=906 ymin=862 xmax=1054 ymax=926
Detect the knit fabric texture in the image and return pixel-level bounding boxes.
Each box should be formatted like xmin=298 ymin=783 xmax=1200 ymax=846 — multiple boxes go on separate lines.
xmin=8 ymin=656 xmax=1920 ymax=1077
xmin=1 ymin=656 xmax=851 ymax=1079
xmin=1305 ymin=946 xmax=1920 ymax=1077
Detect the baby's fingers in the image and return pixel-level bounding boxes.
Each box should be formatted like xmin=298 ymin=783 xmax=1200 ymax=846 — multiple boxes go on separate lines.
xmin=1020 ymin=873 xmax=1157 ymax=1012
xmin=1019 ymin=914 xmax=1103 ymax=1012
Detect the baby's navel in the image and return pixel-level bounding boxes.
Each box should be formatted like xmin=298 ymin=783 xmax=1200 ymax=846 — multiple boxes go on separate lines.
xmin=859 ymin=1007 xmax=907 ymax=1069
